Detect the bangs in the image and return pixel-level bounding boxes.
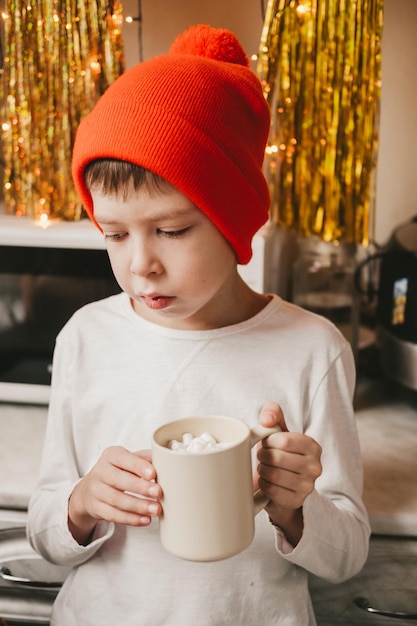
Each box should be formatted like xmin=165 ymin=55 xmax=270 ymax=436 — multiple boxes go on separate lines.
xmin=84 ymin=159 xmax=173 ymax=200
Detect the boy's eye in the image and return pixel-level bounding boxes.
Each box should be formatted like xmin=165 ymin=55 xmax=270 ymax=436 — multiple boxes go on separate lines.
xmin=158 ymin=227 xmax=191 ymax=238
xmin=104 ymin=232 xmax=127 ymax=242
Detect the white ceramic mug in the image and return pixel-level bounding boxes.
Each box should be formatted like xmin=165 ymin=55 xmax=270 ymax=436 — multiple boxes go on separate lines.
xmin=151 ymin=415 xmax=281 ymax=562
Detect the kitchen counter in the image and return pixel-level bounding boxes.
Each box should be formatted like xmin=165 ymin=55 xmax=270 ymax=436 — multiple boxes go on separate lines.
xmin=354 ymin=377 xmax=417 ymax=537
xmin=0 ymin=403 xmax=47 ymax=510
xmin=1 ymin=376 xmax=417 ymax=535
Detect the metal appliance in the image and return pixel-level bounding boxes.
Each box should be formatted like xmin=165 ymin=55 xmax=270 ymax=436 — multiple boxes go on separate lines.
xmin=0 ymin=518 xmax=69 ymax=626
xmin=356 ymin=216 xmax=417 ymax=390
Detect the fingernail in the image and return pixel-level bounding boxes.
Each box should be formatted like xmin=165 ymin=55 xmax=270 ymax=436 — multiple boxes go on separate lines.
xmin=149 ymin=485 xmax=159 ymax=497
xmin=148 ymin=503 xmax=159 ymax=515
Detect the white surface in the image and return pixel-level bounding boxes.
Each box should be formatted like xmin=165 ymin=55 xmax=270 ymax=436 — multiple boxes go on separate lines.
xmin=238 ymin=221 xmax=285 ymax=294
xmin=374 ymin=0 xmax=417 ymax=245
xmin=0 ymin=213 xmax=106 ymax=249
xmin=0 ymin=382 xmax=50 ymax=406
xmin=0 ymin=403 xmax=48 ymax=509
xmin=355 ymin=380 xmax=417 ymax=536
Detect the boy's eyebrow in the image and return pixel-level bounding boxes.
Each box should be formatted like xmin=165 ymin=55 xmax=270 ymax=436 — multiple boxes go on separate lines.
xmin=94 ymin=218 xmax=119 ymax=225
xmin=95 ymin=206 xmax=199 ymax=225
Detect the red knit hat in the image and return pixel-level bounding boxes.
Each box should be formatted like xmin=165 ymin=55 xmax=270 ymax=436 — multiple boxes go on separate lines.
xmin=72 ymin=24 xmax=270 ymax=264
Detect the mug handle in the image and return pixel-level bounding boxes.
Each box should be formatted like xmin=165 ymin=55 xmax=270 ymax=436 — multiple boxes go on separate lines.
xmin=249 ymin=424 xmax=281 ymax=515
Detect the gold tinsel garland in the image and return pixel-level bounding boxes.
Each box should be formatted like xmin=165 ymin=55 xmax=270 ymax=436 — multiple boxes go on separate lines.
xmin=257 ymin=0 xmax=384 ymax=245
xmin=1 ymin=0 xmax=125 ymax=220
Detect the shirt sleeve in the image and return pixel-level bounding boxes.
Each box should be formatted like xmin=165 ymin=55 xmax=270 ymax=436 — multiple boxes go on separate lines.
xmin=273 ymin=343 xmax=371 ymax=583
xmin=27 ymin=481 xmax=115 ymax=567
xmin=27 ymin=327 xmax=115 ymax=567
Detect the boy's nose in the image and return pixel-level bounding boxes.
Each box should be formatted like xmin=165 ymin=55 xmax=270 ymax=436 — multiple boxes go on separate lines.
xmin=129 ymin=242 xmax=162 ymax=276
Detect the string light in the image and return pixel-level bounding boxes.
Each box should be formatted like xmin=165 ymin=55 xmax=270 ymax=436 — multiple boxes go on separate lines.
xmin=257 ymin=0 xmax=383 ymax=245
xmin=1 ymin=1 xmax=125 ymax=221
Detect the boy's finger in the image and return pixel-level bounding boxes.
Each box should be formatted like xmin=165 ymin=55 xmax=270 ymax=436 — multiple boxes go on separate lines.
xmin=259 ymin=402 xmax=288 ymax=432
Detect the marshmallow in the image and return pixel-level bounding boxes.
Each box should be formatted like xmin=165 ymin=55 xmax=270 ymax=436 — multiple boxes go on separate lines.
xmin=168 ymin=432 xmax=231 ymax=454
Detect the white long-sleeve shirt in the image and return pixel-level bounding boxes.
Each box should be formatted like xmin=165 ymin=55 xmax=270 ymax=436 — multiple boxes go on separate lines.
xmin=27 ymin=293 xmax=370 ymax=625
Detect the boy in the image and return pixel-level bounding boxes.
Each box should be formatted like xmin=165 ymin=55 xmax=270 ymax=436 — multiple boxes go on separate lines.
xmin=28 ymin=24 xmax=370 ymax=625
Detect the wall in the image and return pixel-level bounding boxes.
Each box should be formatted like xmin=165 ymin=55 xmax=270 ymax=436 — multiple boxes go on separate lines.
xmin=375 ymin=0 xmax=417 ymax=244
xmin=122 ymin=0 xmax=417 ymax=247
xmin=122 ymin=0 xmax=263 ymax=67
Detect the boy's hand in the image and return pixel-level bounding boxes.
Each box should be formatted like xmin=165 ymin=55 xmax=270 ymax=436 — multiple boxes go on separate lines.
xmin=257 ymin=403 xmax=322 ymax=546
xmin=68 ymin=446 xmax=162 ymax=545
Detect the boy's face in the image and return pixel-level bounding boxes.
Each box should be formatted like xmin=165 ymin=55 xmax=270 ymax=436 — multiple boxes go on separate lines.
xmin=92 ymin=183 xmax=244 ymax=330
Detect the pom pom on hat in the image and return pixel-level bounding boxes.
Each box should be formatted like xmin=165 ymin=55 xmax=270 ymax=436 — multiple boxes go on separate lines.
xmin=169 ymin=23 xmax=249 ymax=67
xmin=72 ymin=24 xmax=270 ymax=264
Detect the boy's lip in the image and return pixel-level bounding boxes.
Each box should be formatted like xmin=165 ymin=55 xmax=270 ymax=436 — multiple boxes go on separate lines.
xmin=140 ymin=294 xmax=175 ymax=310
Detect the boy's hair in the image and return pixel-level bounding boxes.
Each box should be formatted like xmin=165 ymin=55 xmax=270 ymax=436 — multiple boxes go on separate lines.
xmin=84 ymin=159 xmax=172 ymax=201
xmin=72 ymin=24 xmax=270 ymax=264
